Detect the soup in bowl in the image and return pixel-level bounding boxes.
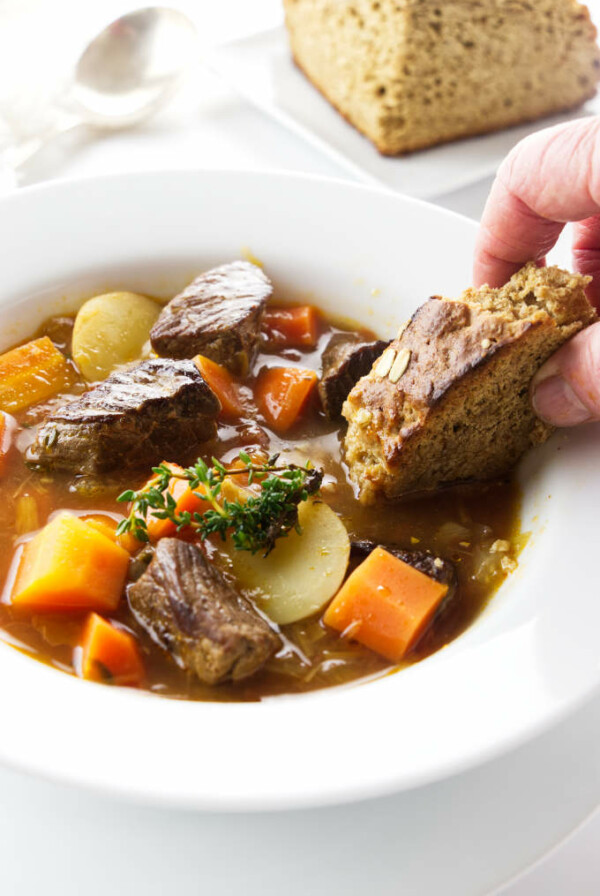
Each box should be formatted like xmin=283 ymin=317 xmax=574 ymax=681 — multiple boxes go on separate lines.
xmin=0 ymin=259 xmax=523 ymax=701
xmin=0 ymin=171 xmax=598 ymax=810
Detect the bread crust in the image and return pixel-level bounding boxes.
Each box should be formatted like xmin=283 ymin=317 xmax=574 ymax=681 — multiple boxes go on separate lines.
xmin=342 ymin=264 xmax=597 ymax=500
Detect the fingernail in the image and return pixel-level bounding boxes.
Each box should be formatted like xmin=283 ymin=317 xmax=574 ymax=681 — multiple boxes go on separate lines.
xmin=532 ymin=375 xmax=593 ymax=426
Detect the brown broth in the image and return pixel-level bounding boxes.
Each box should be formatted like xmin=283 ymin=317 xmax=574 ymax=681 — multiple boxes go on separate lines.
xmin=0 ymin=305 xmax=524 ymax=701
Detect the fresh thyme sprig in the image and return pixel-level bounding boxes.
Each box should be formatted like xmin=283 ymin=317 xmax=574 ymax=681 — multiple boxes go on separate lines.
xmin=116 ymin=451 xmax=323 ymax=555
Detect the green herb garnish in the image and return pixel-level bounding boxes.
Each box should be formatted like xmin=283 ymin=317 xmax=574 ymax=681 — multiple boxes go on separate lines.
xmin=116 ymin=451 xmax=322 ymax=556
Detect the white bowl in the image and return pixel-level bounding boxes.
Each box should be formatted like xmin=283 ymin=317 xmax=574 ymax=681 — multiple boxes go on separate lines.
xmin=0 ymin=171 xmax=598 ymax=811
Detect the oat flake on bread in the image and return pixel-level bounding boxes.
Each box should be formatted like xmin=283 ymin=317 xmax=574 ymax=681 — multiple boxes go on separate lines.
xmin=343 ymin=263 xmax=597 ymax=501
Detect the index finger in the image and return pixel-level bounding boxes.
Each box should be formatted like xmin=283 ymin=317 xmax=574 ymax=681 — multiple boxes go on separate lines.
xmin=473 ymin=116 xmax=600 ymax=293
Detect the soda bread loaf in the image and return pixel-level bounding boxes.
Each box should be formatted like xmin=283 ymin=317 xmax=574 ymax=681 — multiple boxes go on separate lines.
xmin=343 ymin=264 xmax=597 ymax=501
xmin=283 ymin=0 xmax=600 ymax=155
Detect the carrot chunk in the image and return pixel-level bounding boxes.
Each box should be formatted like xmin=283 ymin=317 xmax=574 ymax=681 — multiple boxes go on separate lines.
xmin=80 ymin=613 xmax=144 ymax=687
xmin=223 ymin=451 xmax=269 ymax=488
xmin=0 ymin=336 xmax=74 ymax=413
xmin=262 ymin=305 xmax=320 ymax=348
xmin=194 ymin=354 xmax=243 ymax=418
xmin=11 ymin=513 xmax=129 ymax=612
xmin=139 ymin=462 xmax=208 ymax=542
xmin=254 ymin=366 xmax=318 ymax=432
xmin=323 ymin=547 xmax=448 ymax=663
xmin=82 ymin=514 xmax=140 ymax=554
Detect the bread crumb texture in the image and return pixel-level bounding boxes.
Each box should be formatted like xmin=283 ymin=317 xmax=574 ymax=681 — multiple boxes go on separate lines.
xmin=342 ymin=264 xmax=597 ymax=500
xmin=283 ymin=0 xmax=600 ymax=154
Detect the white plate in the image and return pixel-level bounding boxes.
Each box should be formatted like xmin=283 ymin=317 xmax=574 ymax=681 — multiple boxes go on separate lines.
xmin=1 ymin=692 xmax=600 ymax=896
xmin=0 ymin=170 xmax=599 ymax=811
xmin=206 ymin=25 xmax=600 ymax=199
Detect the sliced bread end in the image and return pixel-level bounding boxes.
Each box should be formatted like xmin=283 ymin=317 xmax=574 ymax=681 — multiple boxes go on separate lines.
xmin=343 ymin=263 xmax=596 ymax=502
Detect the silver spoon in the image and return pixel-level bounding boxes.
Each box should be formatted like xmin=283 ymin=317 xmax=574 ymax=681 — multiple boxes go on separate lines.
xmin=4 ymin=6 xmax=198 ymax=179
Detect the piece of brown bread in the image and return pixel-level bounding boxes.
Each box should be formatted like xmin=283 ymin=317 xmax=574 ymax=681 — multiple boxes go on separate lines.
xmin=283 ymin=0 xmax=600 ymax=155
xmin=343 ymin=264 xmax=597 ymax=501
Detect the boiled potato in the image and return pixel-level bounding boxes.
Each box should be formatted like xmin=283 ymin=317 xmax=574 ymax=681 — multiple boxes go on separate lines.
xmin=72 ymin=292 xmax=161 ymax=381
xmin=226 ymin=499 xmax=350 ymax=625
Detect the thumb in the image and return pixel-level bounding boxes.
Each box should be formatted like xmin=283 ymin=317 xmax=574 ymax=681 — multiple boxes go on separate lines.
xmin=531 ymin=322 xmax=600 ymax=426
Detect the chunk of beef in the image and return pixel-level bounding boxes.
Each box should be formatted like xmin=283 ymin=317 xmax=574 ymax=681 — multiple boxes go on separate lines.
xmin=350 ymin=539 xmax=457 ymax=604
xmin=319 ymin=333 xmax=389 ymax=419
xmin=26 ymin=359 xmax=220 ymax=483
xmin=150 ymin=261 xmax=272 ymax=374
xmin=128 ymin=538 xmax=280 ymax=684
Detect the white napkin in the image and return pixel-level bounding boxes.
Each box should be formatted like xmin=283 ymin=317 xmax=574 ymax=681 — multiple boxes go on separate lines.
xmin=0 ymin=0 xmax=145 ymax=179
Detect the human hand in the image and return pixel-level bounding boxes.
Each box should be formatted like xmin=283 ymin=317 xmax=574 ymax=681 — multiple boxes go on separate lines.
xmin=473 ymin=116 xmax=600 ymax=426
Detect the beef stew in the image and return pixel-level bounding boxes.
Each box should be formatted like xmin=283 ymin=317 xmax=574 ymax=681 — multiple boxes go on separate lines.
xmin=0 ymin=261 xmax=524 ymax=701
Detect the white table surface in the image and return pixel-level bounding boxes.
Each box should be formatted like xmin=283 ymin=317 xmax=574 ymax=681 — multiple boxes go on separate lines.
xmin=1 ymin=2 xmax=599 ymax=894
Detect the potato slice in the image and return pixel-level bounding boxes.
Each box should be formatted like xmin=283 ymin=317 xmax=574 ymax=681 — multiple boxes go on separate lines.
xmin=72 ymin=292 xmax=161 ymax=381
xmin=226 ymin=499 xmax=350 ymax=625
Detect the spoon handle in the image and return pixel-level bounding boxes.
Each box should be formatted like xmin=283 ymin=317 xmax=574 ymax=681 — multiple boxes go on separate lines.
xmin=1 ymin=111 xmax=81 ymax=188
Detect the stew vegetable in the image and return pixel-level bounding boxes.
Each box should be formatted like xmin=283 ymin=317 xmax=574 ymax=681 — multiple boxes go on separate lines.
xmin=0 ymin=262 xmax=524 ymax=701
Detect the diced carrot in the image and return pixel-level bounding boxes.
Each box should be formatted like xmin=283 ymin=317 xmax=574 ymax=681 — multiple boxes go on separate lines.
xmin=194 ymin=355 xmax=243 ymax=418
xmin=254 ymin=366 xmax=318 ymax=432
xmin=82 ymin=514 xmax=140 ymax=554
xmin=323 ymin=547 xmax=448 ymax=663
xmin=139 ymin=462 xmax=209 ymax=542
xmin=11 ymin=513 xmax=129 ymax=612
xmin=0 ymin=336 xmax=74 ymax=413
xmin=79 ymin=612 xmax=144 ymax=687
xmin=262 ymin=305 xmax=320 ymax=348
xmin=224 ymin=451 xmax=269 ymax=488
xmin=83 ymin=514 xmax=121 ymax=542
